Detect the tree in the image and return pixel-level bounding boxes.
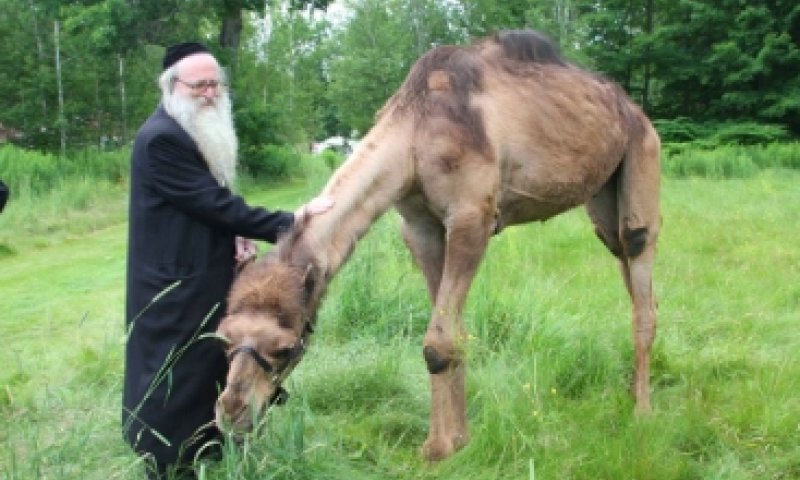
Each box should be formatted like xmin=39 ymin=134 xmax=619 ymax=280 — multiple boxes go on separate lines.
xmin=646 ymin=0 xmax=800 ymax=132
xmin=326 ymin=0 xmax=461 ymax=134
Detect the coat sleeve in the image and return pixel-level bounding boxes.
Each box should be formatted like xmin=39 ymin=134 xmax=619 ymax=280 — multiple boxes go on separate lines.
xmin=145 ymin=131 xmax=294 ymax=243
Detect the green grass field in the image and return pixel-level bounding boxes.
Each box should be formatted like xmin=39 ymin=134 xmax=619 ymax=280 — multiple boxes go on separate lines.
xmin=1 ymin=166 xmax=798 ymax=479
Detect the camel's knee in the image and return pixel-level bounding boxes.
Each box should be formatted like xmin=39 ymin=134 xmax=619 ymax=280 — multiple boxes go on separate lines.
xmin=622 ymin=226 xmax=649 ymax=258
xmin=423 ymin=345 xmax=455 ymax=374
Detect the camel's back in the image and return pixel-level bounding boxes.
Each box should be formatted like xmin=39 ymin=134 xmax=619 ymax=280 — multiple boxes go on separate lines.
xmin=478 ymin=45 xmax=643 ymax=208
xmin=391 ymin=30 xmax=651 ymax=220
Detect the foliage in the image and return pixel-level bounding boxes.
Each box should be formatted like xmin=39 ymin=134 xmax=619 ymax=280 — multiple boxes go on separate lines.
xmin=0 ymin=0 xmax=799 ymax=154
xmin=645 ymin=1 xmax=800 ymax=130
xmin=241 ymin=143 xmax=304 ymax=179
xmin=653 ymin=118 xmax=705 ymax=143
xmin=0 ymin=144 xmax=128 ymax=196
xmin=234 ymin=99 xmax=286 ymax=177
xmin=319 ymin=149 xmax=343 ymax=171
xmin=325 ymin=0 xmax=464 ymax=134
xmin=236 ymin=5 xmax=334 ymax=143
xmin=654 ymin=118 xmax=789 ymax=145
xmin=662 ymin=142 xmax=800 ymax=178
xmin=711 ymin=121 xmax=790 ymax=145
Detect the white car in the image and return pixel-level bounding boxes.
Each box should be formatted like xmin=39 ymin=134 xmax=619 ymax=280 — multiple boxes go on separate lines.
xmin=312 ymin=136 xmax=359 ymax=156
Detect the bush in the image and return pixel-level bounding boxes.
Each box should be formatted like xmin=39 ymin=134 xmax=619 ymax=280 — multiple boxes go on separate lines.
xmin=711 ymin=122 xmax=789 ymax=145
xmin=653 ymin=117 xmax=704 ymax=143
xmin=654 ymin=119 xmax=789 ymax=146
xmin=241 ymin=144 xmax=302 ymax=180
xmin=320 ymin=150 xmax=344 ymax=171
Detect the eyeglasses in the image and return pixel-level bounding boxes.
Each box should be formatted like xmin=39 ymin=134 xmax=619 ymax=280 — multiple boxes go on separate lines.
xmin=175 ymin=78 xmax=227 ymax=92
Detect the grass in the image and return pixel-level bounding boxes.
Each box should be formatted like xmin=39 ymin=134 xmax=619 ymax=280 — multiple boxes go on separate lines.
xmin=1 ymin=155 xmax=799 ymax=478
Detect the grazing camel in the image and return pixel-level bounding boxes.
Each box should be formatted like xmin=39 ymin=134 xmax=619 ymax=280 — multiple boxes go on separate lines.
xmin=215 ymin=30 xmax=660 ymax=461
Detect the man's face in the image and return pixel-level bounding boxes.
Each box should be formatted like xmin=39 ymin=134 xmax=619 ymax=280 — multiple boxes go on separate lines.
xmin=162 ymin=52 xmax=237 ymax=187
xmin=173 ymin=54 xmax=225 ymax=107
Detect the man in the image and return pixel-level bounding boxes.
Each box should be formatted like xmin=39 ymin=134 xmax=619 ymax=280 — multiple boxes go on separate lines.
xmin=122 ymin=42 xmax=330 ymax=478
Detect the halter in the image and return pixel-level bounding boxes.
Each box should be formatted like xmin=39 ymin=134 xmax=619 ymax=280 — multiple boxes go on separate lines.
xmin=226 ymin=321 xmax=314 ymax=406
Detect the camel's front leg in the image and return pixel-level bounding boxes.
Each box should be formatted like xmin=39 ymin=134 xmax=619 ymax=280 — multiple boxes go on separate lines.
xmin=422 ymin=208 xmax=492 ymax=461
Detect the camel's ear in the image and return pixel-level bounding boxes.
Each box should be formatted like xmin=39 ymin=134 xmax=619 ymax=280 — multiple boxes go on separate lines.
xmin=277 ymin=220 xmax=307 ymax=263
xmin=212 ymin=319 xmax=233 ymax=348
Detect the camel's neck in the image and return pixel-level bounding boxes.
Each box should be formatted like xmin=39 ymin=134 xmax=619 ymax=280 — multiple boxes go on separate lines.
xmin=295 ymin=119 xmax=413 ymax=283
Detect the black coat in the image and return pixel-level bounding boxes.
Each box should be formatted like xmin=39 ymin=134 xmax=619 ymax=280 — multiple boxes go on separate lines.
xmin=123 ymin=106 xmax=294 ymax=465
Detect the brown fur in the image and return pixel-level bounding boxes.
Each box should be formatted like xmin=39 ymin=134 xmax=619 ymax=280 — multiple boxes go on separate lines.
xmin=216 ymin=30 xmax=661 ymax=462
xmin=226 ymin=257 xmax=307 ymax=330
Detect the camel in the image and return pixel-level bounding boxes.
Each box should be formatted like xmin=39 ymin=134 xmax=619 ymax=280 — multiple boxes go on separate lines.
xmin=215 ymin=30 xmax=660 ymax=461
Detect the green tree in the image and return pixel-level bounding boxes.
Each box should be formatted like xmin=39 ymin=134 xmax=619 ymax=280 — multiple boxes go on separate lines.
xmin=639 ymin=0 xmax=800 ymax=131
xmin=326 ymin=0 xmax=460 ymax=134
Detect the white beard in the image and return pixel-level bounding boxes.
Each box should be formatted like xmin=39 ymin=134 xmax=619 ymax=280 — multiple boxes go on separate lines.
xmin=163 ymin=90 xmax=238 ymax=188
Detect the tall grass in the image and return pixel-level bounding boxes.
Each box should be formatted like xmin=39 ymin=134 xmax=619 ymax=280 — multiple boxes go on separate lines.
xmin=0 ymin=145 xmax=130 ymax=254
xmin=1 ymin=144 xmax=799 ymax=478
xmin=662 ymin=142 xmax=800 ymax=178
xmin=0 ymin=145 xmax=128 ymax=196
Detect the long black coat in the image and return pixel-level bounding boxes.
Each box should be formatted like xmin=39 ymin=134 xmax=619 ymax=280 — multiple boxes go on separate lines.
xmin=123 ymin=106 xmax=294 ymax=465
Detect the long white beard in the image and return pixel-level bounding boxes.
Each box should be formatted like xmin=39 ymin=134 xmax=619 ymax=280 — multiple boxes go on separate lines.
xmin=163 ymin=90 xmax=238 ymax=188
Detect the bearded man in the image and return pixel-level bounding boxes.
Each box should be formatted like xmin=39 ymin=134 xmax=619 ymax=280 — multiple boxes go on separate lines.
xmin=123 ymin=43 xmax=330 ymax=479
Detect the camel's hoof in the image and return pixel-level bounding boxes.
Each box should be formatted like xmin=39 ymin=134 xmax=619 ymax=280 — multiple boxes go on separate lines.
xmin=422 ymin=433 xmax=469 ymax=461
xmin=634 ymin=400 xmax=652 ymax=416
xmin=422 ymin=437 xmax=453 ymax=462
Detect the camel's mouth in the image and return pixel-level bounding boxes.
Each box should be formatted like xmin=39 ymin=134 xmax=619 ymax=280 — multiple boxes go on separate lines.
xmin=215 ymin=406 xmax=251 ymax=434
xmin=215 ymin=386 xmax=290 ymax=435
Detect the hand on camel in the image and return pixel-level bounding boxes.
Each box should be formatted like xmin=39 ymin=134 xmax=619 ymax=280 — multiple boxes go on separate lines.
xmin=294 ymin=196 xmax=334 ymax=224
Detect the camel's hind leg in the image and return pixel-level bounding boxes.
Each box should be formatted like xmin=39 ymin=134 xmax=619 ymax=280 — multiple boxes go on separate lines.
xmin=588 ymin=123 xmax=660 ymax=413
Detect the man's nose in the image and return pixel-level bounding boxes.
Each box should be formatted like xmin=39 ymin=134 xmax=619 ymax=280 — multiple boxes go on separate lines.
xmin=201 ymin=87 xmax=218 ymax=100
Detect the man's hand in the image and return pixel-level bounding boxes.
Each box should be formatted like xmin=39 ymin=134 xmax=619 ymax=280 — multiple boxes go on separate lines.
xmin=235 ymin=236 xmax=259 ymax=263
xmin=294 ymin=196 xmax=334 ymax=224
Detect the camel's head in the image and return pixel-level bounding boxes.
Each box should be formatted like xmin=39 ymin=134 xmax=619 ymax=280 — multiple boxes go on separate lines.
xmin=214 ymin=256 xmax=316 ymax=434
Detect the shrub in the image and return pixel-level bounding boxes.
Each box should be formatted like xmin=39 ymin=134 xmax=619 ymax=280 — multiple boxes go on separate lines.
xmin=320 ymin=150 xmax=344 ymax=172
xmin=710 ymin=122 xmax=788 ymax=145
xmin=653 ymin=117 xmax=704 ymax=143
xmin=654 ymin=119 xmax=789 ymax=146
xmin=241 ymin=144 xmax=302 ymax=180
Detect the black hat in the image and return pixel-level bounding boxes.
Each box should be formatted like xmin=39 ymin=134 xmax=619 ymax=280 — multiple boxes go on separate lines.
xmin=163 ymin=42 xmax=211 ymax=71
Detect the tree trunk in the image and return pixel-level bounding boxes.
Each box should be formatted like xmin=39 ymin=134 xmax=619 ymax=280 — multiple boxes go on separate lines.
xmin=29 ymin=0 xmax=47 ymax=119
xmin=119 ymin=54 xmax=128 ymax=144
xmin=220 ymin=7 xmax=243 ymax=79
xmin=54 ymin=20 xmax=66 ymax=156
xmin=642 ymin=0 xmax=654 ymax=112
